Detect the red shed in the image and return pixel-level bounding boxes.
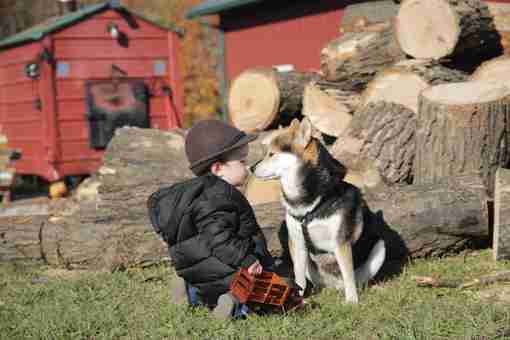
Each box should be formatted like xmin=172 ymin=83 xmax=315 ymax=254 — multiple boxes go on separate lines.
xmin=0 ymin=1 xmax=183 ymax=186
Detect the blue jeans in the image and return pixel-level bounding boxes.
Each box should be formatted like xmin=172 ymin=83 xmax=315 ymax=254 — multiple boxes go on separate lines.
xmin=186 ymin=237 xmax=274 ymax=318
xmin=186 ymin=284 xmax=250 ymax=318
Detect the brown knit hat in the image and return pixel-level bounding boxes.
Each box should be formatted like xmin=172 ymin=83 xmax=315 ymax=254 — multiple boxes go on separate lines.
xmin=185 ymin=119 xmax=257 ymax=175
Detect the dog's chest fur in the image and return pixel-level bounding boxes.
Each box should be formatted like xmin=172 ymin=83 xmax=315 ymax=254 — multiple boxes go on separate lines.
xmin=286 ymin=212 xmax=343 ymax=253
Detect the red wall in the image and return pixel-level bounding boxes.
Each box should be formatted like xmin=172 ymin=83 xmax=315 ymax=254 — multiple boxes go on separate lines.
xmin=220 ymin=0 xmax=510 ymax=82
xmin=221 ymin=2 xmax=345 ymax=81
xmin=0 ymin=9 xmax=183 ymax=182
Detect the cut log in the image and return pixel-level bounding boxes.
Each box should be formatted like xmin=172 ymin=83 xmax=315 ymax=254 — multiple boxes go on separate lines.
xmin=494 ymin=168 xmax=510 ymax=261
xmin=361 ymin=60 xmax=468 ymax=113
xmin=320 ymin=22 xmax=406 ymax=87
xmin=255 ymin=174 xmax=489 ymax=261
xmin=487 ymin=2 xmax=510 ymax=55
xmin=302 ymin=80 xmax=361 ymax=137
xmin=470 ymin=56 xmax=510 ymax=82
xmin=414 ymin=81 xmax=510 ymax=196
xmin=243 ymin=175 xmax=281 ymax=206
xmin=340 ymin=0 xmax=399 ymax=34
xmin=228 ymin=68 xmax=319 ymax=132
xmin=394 ymin=0 xmax=499 ymax=60
xmin=332 ymin=102 xmax=416 ymax=184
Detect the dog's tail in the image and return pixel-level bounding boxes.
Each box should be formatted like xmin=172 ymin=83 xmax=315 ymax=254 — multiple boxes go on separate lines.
xmin=355 ymin=239 xmax=386 ymax=285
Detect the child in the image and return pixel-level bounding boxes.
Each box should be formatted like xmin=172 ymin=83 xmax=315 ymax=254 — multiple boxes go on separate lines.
xmin=148 ymin=119 xmax=274 ymax=319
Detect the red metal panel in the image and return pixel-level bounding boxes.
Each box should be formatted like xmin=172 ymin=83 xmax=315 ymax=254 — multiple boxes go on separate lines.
xmin=223 ymin=7 xmax=343 ymax=80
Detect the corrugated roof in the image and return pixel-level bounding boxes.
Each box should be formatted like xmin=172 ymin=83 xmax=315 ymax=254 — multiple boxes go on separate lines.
xmin=0 ymin=2 xmax=183 ymax=51
xmin=186 ymin=0 xmax=264 ymax=19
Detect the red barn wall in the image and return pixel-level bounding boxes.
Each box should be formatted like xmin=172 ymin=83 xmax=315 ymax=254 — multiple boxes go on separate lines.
xmin=220 ymin=0 xmax=510 ymax=82
xmin=220 ymin=1 xmax=346 ymax=82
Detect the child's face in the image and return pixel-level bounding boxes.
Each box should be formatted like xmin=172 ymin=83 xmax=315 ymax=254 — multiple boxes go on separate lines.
xmin=215 ymin=145 xmax=249 ymax=187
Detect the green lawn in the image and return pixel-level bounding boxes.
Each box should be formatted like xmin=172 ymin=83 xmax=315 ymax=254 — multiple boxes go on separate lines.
xmin=1 ymin=250 xmax=509 ymax=340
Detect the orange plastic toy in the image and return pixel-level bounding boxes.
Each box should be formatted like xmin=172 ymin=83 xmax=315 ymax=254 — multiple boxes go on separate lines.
xmin=230 ymin=268 xmax=303 ymax=313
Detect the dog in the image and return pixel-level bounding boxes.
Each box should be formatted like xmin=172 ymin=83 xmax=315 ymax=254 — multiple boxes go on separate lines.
xmin=252 ymin=118 xmax=386 ymax=304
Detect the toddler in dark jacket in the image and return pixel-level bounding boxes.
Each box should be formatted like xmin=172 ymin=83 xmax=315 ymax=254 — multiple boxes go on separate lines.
xmin=148 ymin=119 xmax=274 ymax=319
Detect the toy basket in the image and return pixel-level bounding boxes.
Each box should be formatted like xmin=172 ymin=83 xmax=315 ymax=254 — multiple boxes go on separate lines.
xmin=230 ymin=268 xmax=303 ymax=313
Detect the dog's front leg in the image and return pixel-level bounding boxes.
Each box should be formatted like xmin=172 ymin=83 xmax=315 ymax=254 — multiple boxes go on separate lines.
xmin=287 ymin=217 xmax=308 ymax=295
xmin=334 ymin=242 xmax=359 ymax=304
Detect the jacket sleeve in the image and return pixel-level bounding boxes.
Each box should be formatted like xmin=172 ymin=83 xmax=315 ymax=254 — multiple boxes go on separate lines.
xmin=193 ymin=197 xmax=258 ymax=269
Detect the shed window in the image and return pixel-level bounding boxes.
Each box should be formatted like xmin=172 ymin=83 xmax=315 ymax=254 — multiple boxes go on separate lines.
xmin=57 ymin=62 xmax=70 ymax=78
xmin=154 ymin=60 xmax=167 ymax=76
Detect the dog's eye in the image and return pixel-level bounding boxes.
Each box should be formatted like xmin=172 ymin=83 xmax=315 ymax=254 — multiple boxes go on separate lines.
xmin=268 ymin=152 xmax=275 ymax=157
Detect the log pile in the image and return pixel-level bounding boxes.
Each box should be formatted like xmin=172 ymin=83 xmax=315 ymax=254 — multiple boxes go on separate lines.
xmin=4 ymin=0 xmax=510 ymax=269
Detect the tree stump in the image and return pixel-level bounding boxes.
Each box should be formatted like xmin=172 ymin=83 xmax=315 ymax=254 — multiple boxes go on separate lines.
xmin=394 ymin=0 xmax=498 ymax=60
xmin=332 ymin=102 xmax=416 ymax=184
xmin=494 ymin=168 xmax=510 ymax=261
xmin=415 ymin=81 xmax=510 ymax=196
xmin=320 ymin=22 xmax=406 ymax=88
xmin=470 ymin=56 xmax=510 ymax=83
xmin=302 ymin=80 xmax=361 ymax=137
xmin=243 ymin=175 xmax=281 ymax=206
xmin=228 ymin=68 xmax=319 ymax=132
xmin=361 ymin=60 xmax=468 ymax=113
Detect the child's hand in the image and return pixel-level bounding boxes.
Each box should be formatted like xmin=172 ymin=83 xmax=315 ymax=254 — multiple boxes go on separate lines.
xmin=247 ymin=260 xmax=263 ymax=276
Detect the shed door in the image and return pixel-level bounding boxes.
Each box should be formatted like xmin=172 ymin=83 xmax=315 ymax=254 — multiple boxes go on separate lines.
xmin=85 ymin=79 xmax=149 ymax=149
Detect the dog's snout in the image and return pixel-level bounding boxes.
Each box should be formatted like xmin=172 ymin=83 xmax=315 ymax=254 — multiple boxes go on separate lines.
xmin=250 ymin=160 xmax=262 ymax=173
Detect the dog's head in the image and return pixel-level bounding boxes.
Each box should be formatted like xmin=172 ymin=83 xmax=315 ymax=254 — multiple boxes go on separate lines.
xmin=251 ymin=118 xmax=320 ymax=180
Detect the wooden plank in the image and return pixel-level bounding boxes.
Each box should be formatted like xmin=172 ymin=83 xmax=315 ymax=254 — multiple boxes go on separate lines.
xmin=0 ymin=42 xmax=40 ymax=67
xmin=0 ymin=101 xmax=41 ymax=120
xmin=0 ymin=64 xmax=33 ymax=86
xmin=53 ymin=17 xmax=166 ymax=39
xmin=54 ymin=38 xmax=168 ymax=59
xmin=494 ymin=167 xmax=510 ymax=261
xmin=0 ymin=82 xmax=39 ymax=102
xmin=58 ymin=121 xmax=89 ymax=142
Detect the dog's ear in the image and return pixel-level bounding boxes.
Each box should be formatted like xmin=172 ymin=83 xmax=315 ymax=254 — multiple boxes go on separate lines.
xmin=294 ymin=117 xmax=312 ymax=148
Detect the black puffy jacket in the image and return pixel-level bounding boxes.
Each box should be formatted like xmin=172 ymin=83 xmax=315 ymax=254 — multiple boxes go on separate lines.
xmin=148 ymin=174 xmax=272 ymax=299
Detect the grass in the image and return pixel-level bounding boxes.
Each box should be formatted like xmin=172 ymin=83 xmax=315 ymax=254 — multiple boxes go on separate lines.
xmin=1 ymin=250 xmax=510 ymax=340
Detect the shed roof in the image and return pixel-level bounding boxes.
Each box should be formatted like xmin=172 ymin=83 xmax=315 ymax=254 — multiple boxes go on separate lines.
xmin=0 ymin=1 xmax=183 ymax=51
xmin=186 ymin=0 xmax=264 ymax=19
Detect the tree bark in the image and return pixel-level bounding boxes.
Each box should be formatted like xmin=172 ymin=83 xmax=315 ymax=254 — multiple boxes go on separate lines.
xmin=228 ymin=68 xmax=320 ymax=132
xmin=494 ymin=168 xmax=510 ymax=261
xmin=320 ymin=22 xmax=406 ymax=87
xmin=340 ymin=0 xmax=399 ymax=34
xmin=394 ymin=0 xmax=500 ymax=60
xmin=414 ymin=81 xmax=510 ymax=196
xmin=361 ymin=60 xmax=468 ymax=113
xmin=302 ymin=80 xmax=360 ymax=137
xmin=332 ymin=102 xmax=416 ymax=184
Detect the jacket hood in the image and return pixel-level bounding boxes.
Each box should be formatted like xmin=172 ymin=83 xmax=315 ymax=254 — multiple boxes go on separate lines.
xmin=148 ymin=176 xmax=208 ymax=243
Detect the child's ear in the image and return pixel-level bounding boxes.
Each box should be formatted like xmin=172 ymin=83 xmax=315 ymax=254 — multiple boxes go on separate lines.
xmin=294 ymin=117 xmax=312 ymax=148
